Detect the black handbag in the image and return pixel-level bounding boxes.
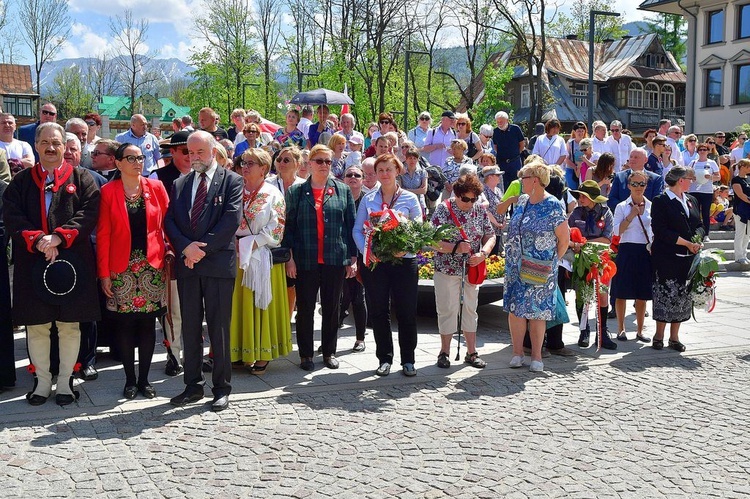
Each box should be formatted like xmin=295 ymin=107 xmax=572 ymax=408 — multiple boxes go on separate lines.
xmin=271 ymin=247 xmax=291 ymax=264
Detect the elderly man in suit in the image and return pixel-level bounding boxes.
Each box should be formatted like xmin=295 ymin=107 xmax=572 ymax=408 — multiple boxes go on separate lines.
xmin=608 ymin=148 xmax=665 ymax=212
xmin=164 ymin=131 xmax=243 ymax=412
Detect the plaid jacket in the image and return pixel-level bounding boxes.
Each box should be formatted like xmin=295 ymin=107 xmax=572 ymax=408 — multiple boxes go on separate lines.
xmin=282 ymin=177 xmax=357 ymax=270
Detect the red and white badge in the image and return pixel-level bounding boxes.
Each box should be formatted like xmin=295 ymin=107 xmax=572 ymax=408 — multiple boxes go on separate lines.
xmin=326 ymin=187 xmax=334 ymax=196
xmin=66 ymin=184 xmax=77 ymax=194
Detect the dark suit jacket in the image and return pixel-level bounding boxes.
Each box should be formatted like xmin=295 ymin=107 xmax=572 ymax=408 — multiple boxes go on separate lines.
xmin=608 ymin=169 xmax=665 ymax=212
xmin=164 ymin=165 xmax=243 ymax=279
xmin=651 ymin=192 xmax=704 ymax=257
xmin=646 ymin=153 xmax=664 ymax=177
xmin=17 ymin=122 xmax=39 ymax=162
xmin=282 ymin=177 xmax=356 ymax=271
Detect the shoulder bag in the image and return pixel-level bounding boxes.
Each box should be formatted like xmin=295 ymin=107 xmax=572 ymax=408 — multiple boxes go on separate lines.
xmin=517 ymin=199 xmax=554 ymax=286
xmin=446 ymin=200 xmax=486 ymax=285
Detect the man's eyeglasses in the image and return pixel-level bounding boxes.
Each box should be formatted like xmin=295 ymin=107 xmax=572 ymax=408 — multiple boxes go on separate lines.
xmin=610 ymin=128 xmax=621 ymax=133
xmin=123 ymin=155 xmax=146 ymax=163
xmin=459 ymin=195 xmax=478 ymax=203
xmin=91 ymin=151 xmax=112 ymax=157
xmin=310 ymin=158 xmax=333 ymax=166
xmin=345 ymin=173 xmax=362 ymax=178
xmin=629 ymin=181 xmax=647 ymax=188
xmin=41 ymin=109 xmax=56 ymax=116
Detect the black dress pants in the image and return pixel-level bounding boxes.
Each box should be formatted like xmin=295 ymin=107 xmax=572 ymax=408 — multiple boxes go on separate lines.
xmin=295 ymin=265 xmax=346 ymax=358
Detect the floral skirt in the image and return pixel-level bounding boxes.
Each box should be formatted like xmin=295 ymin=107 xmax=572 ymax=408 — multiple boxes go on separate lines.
xmin=652 ymin=268 xmax=692 ymax=323
xmin=107 ymin=249 xmax=166 ymax=316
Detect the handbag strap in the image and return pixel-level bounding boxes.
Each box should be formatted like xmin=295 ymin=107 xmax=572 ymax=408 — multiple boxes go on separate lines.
xmin=446 ymin=200 xmax=468 ymax=240
xmin=634 ymin=208 xmax=650 ymax=245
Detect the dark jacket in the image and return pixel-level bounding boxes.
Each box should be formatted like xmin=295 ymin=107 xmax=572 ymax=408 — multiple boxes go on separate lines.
xmin=282 ymin=177 xmax=356 ymax=271
xmin=2 ymin=163 xmax=101 ymax=325
xmin=608 ymin=169 xmax=664 ymax=212
xmin=651 ymin=192 xmax=704 ymax=259
xmin=164 ymin=165 xmax=243 ymax=280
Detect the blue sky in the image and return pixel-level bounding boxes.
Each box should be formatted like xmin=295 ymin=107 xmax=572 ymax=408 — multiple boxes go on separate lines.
xmin=13 ymin=1 xmax=643 ymax=65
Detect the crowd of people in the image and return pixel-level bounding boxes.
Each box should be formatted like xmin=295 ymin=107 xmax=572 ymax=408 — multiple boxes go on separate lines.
xmin=1 ymin=101 xmax=748 ymax=410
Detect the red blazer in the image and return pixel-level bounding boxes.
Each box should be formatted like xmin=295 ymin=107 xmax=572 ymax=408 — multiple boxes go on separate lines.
xmin=97 ymin=178 xmax=170 ymax=278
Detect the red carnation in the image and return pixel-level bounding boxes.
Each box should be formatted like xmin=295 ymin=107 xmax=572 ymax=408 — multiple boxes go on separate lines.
xmin=570 ymin=227 xmax=587 ymax=244
xmin=382 ymin=219 xmax=399 ymax=232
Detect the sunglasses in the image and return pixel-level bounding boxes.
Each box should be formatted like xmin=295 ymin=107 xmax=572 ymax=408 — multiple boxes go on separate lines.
xmin=345 ymin=172 xmax=362 ymax=178
xmin=629 ymin=181 xmax=647 ymax=188
xmin=246 ymin=130 xmax=259 ymax=134
xmin=41 ymin=109 xmax=56 ymax=116
xmin=379 ymin=120 xmax=391 ymax=125
xmin=123 ymin=155 xmax=145 ymax=163
xmin=520 ymin=176 xmax=535 ymax=180
xmin=740 ymin=137 xmax=747 ymax=140
xmin=698 ymin=148 xmax=708 ymax=152
xmin=91 ymin=151 xmax=112 ymax=157
xmin=419 ymin=117 xmax=430 ymax=121
xmin=707 ymin=141 xmax=715 ymax=145
xmin=457 ymin=123 xmax=467 ymax=127
xmin=610 ymin=128 xmax=621 ymax=133
xmin=687 ymin=139 xmax=696 ymax=142
xmin=310 ymin=158 xmax=333 ymax=166
xmin=85 ymin=121 xmax=97 ymax=126
xmin=275 ymin=156 xmax=293 ymax=164
xmin=459 ymin=195 xmax=478 ymax=203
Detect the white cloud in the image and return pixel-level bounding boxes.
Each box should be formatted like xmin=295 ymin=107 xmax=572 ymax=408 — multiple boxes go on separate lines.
xmin=68 ymin=0 xmax=199 ymax=35
xmin=159 ymin=41 xmax=200 ymax=61
xmin=58 ymin=23 xmax=115 ymax=59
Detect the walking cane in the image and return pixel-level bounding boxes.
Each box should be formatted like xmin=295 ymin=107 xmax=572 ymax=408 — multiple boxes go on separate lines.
xmin=455 ymin=254 xmax=467 ymax=361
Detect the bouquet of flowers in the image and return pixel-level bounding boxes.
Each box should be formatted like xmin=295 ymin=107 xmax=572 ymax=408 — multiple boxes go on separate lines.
xmin=416 ymin=251 xmax=505 ymax=280
xmin=688 ymin=246 xmax=723 ymax=317
xmin=363 ymin=210 xmax=456 ymax=268
xmin=570 ymin=228 xmax=617 ymax=305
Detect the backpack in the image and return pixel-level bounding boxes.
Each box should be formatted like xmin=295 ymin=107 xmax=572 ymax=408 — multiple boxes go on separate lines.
xmin=425 ymin=164 xmax=447 ymax=201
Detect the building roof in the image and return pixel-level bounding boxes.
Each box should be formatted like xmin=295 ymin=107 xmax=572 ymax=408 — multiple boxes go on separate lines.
xmin=638 ymin=0 xmax=683 ymax=15
xmin=98 ymin=95 xmax=190 ymax=121
xmin=0 ymin=64 xmax=37 ymax=96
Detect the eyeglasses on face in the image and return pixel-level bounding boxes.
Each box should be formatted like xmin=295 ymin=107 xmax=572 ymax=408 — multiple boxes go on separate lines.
xmin=41 ymin=109 xmax=56 ymax=116
xmin=520 ymin=175 xmax=535 ymax=180
xmin=707 ymin=141 xmax=715 ymax=145
xmin=246 ymin=130 xmax=259 ymax=134
xmin=310 ymin=158 xmax=333 ymax=166
xmin=610 ymin=128 xmax=621 ymax=133
xmin=85 ymin=121 xmax=97 ymax=127
xmin=275 ymin=156 xmax=293 ymax=164
xmin=379 ymin=120 xmax=391 ymax=125
xmin=459 ymin=195 xmax=478 ymax=203
xmin=241 ymin=160 xmax=258 ymax=168
xmin=91 ymin=150 xmax=112 ymax=157
xmin=457 ymin=123 xmax=467 ymax=127
xmin=698 ymin=148 xmax=709 ymax=152
xmin=629 ymin=181 xmax=647 ymax=188
xmin=687 ymin=139 xmax=696 ymax=142
xmin=345 ymin=172 xmax=362 ymax=178
xmin=123 ymin=155 xmax=146 ymax=163
xmin=419 ymin=117 xmax=430 ymax=121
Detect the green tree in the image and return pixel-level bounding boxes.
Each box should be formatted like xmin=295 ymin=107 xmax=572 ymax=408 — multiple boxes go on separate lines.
xmin=48 ymin=66 xmax=95 ymax=120
xmin=642 ymin=13 xmax=687 ymax=68
xmin=472 ymin=63 xmax=514 ymax=123
xmin=547 ymin=0 xmax=626 ymax=42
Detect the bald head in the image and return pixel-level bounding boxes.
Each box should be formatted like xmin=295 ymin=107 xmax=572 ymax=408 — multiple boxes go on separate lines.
xmin=628 ymin=148 xmax=648 ymax=171
xmin=130 ymin=114 xmax=148 ymax=137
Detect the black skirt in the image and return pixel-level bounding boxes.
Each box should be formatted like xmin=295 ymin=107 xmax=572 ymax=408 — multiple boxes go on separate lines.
xmin=610 ymin=243 xmax=653 ymax=300
xmin=651 ymin=253 xmax=694 ymax=323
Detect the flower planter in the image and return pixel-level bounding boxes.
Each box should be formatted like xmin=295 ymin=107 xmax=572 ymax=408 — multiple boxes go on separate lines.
xmin=416 ymin=277 xmax=504 ymax=315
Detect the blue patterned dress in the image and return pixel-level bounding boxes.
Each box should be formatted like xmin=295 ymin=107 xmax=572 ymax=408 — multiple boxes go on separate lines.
xmin=503 ymin=194 xmax=567 ymax=320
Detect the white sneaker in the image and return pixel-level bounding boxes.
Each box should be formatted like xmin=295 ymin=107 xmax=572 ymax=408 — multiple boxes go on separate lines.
xmin=737 ymin=258 xmax=750 ymax=265
xmin=703 ymin=236 xmax=711 ymax=242
xmin=509 ymin=355 xmax=524 ymax=368
xmin=529 ymin=360 xmax=544 ymax=372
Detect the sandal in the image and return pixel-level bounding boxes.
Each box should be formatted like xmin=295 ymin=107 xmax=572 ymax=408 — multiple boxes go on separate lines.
xmin=617 ymin=331 xmax=628 ymax=341
xmin=668 ymin=340 xmax=686 ymax=352
xmin=652 ymin=338 xmax=664 ymax=350
xmin=437 ymin=352 xmax=451 ymax=369
xmin=464 ymin=352 xmax=487 ymax=368
xmin=249 ymin=362 xmax=269 ymax=375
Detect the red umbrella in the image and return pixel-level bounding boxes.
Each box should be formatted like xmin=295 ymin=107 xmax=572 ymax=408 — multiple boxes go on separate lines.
xmin=258 ymin=118 xmax=281 ymax=134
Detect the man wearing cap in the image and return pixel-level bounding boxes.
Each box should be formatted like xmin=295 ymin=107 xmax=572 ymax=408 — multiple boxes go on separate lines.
xmin=335 ymin=113 xmax=364 ymax=152
xmin=608 ymin=148 xmax=665 ymax=212
xmin=149 ymin=129 xmax=193 ymax=376
xmin=2 ymin=122 xmax=101 ymax=406
xmin=408 ymin=111 xmax=432 ymax=158
xmin=492 ymin=111 xmax=525 ymax=190
xmin=646 ymin=136 xmax=667 ymax=177
xmin=345 ymin=135 xmax=363 ymax=167
xmin=116 ymin=114 xmax=161 ymax=176
xmin=422 ymin=110 xmax=457 ymax=168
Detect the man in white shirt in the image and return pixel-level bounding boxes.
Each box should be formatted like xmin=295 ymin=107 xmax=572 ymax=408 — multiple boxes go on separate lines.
xmin=297 ymin=105 xmax=313 ymax=141
xmin=731 ymin=133 xmax=747 ymax=168
xmin=665 ymin=126 xmax=685 ymax=166
xmin=531 ymin=119 xmax=567 ymax=165
xmin=591 ymin=120 xmax=609 ymax=157
xmin=421 ymin=110 xmax=457 ymax=166
xmin=361 ymin=157 xmax=380 ymax=195
xmin=605 ymin=120 xmax=634 ymax=172
xmin=0 ymin=113 xmax=34 ymax=168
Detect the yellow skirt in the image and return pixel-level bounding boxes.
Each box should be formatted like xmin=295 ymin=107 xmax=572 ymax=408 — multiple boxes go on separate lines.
xmin=229 ymin=263 xmax=292 ymax=364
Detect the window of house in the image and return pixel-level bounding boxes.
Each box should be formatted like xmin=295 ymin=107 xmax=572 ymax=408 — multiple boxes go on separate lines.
xmin=706 ymin=68 xmax=723 ymax=107
xmin=739 ymin=4 xmax=750 ymax=39
xmin=628 ymin=81 xmax=643 ymax=108
xmin=3 ymin=97 xmax=16 ymax=116
xmin=660 ymin=84 xmax=676 ymax=110
xmin=1 ymin=96 xmax=32 ymax=117
xmin=736 ymin=64 xmax=750 ymax=104
xmin=645 ymin=83 xmax=660 ymax=109
xmin=616 ymin=82 xmax=627 ymax=107
xmin=572 ymin=83 xmax=587 ymax=108
xmin=521 ymin=84 xmax=530 ymax=108
xmin=707 ymin=9 xmax=725 ymax=44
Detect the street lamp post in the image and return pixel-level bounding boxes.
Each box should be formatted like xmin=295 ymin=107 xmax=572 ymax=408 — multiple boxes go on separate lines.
xmin=297 ymin=71 xmax=319 ymax=93
xmin=403 ymin=50 xmax=429 ymax=131
xmin=588 ymin=10 xmax=620 ymax=127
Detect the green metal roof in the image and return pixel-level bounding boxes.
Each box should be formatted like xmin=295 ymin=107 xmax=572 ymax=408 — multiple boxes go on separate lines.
xmin=97 ymin=95 xmax=190 ymax=121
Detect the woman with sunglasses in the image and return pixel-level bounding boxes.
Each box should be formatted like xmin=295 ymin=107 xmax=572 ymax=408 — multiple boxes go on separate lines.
xmin=97 ymin=144 xmax=170 ymax=400
xmin=682 ymin=134 xmax=699 ymax=165
xmin=283 ymin=145 xmax=357 ymax=372
xmin=705 ymin=138 xmax=720 ymax=162
xmin=228 ymin=148 xmax=291 ymax=375
xmin=686 ymin=143 xmax=720 ymax=241
xmin=233 ymin=124 xmax=262 ymax=159
xmin=266 ymin=146 xmax=305 ymax=316
xmin=650 ymin=166 xmax=703 ymax=352
xmin=455 ymin=114 xmax=482 ymax=161
xmin=354 ymin=154 xmax=422 ymax=376
xmin=610 ymin=170 xmax=653 ymax=342
xmin=504 ymin=161 xmax=569 ymax=372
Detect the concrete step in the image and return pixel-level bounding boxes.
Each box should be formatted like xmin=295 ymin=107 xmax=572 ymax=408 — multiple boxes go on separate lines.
xmin=705 ymin=230 xmax=735 ymax=240
xmin=704 ymin=239 xmax=734 ymax=250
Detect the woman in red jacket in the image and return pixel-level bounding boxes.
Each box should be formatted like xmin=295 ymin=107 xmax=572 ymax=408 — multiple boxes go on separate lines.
xmin=97 ymin=143 xmax=170 ymax=400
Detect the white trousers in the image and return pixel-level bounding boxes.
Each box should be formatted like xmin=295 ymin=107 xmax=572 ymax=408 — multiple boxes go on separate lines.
xmin=734 ymin=214 xmax=750 ymax=262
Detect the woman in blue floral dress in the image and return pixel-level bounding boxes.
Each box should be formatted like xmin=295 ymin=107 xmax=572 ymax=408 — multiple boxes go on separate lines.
xmin=504 ymin=162 xmax=569 ymax=372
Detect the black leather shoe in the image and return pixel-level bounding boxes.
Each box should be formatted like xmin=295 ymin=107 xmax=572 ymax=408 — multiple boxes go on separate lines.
xmin=139 ymin=384 xmax=156 ymax=399
xmin=26 ymin=393 xmax=48 ymax=406
xmin=170 ymin=389 xmax=204 ymax=406
xmin=601 ymin=334 xmax=618 ymax=350
xmin=211 ymin=395 xmax=229 ymax=412
xmin=165 ymin=358 xmax=183 ymax=377
xmin=323 ymin=356 xmax=339 ymax=369
xmin=299 ymin=358 xmax=314 ymax=371
xmin=578 ymin=330 xmax=590 ymax=348
xmin=652 ymin=338 xmax=664 ymax=350
xmin=81 ymin=365 xmax=98 ymax=381
xmin=123 ymin=385 xmax=138 ymax=399
xmin=56 ymin=394 xmax=76 ymax=406
xmin=668 ymin=340 xmax=686 ymax=352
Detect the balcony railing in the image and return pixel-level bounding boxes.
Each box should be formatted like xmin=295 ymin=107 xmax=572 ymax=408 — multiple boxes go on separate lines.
xmin=626 ymin=106 xmax=685 ymax=128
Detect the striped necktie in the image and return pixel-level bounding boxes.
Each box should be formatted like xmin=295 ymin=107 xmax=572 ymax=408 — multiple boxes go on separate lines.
xmin=190 ymin=173 xmax=207 ymax=231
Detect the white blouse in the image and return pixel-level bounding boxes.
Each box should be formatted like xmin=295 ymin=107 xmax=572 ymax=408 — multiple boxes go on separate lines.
xmin=613 ymin=196 xmax=653 ymax=245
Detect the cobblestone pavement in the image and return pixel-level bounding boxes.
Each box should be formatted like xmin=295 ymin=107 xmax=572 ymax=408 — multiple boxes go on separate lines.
xmin=2 ymin=272 xmax=750 ymax=497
